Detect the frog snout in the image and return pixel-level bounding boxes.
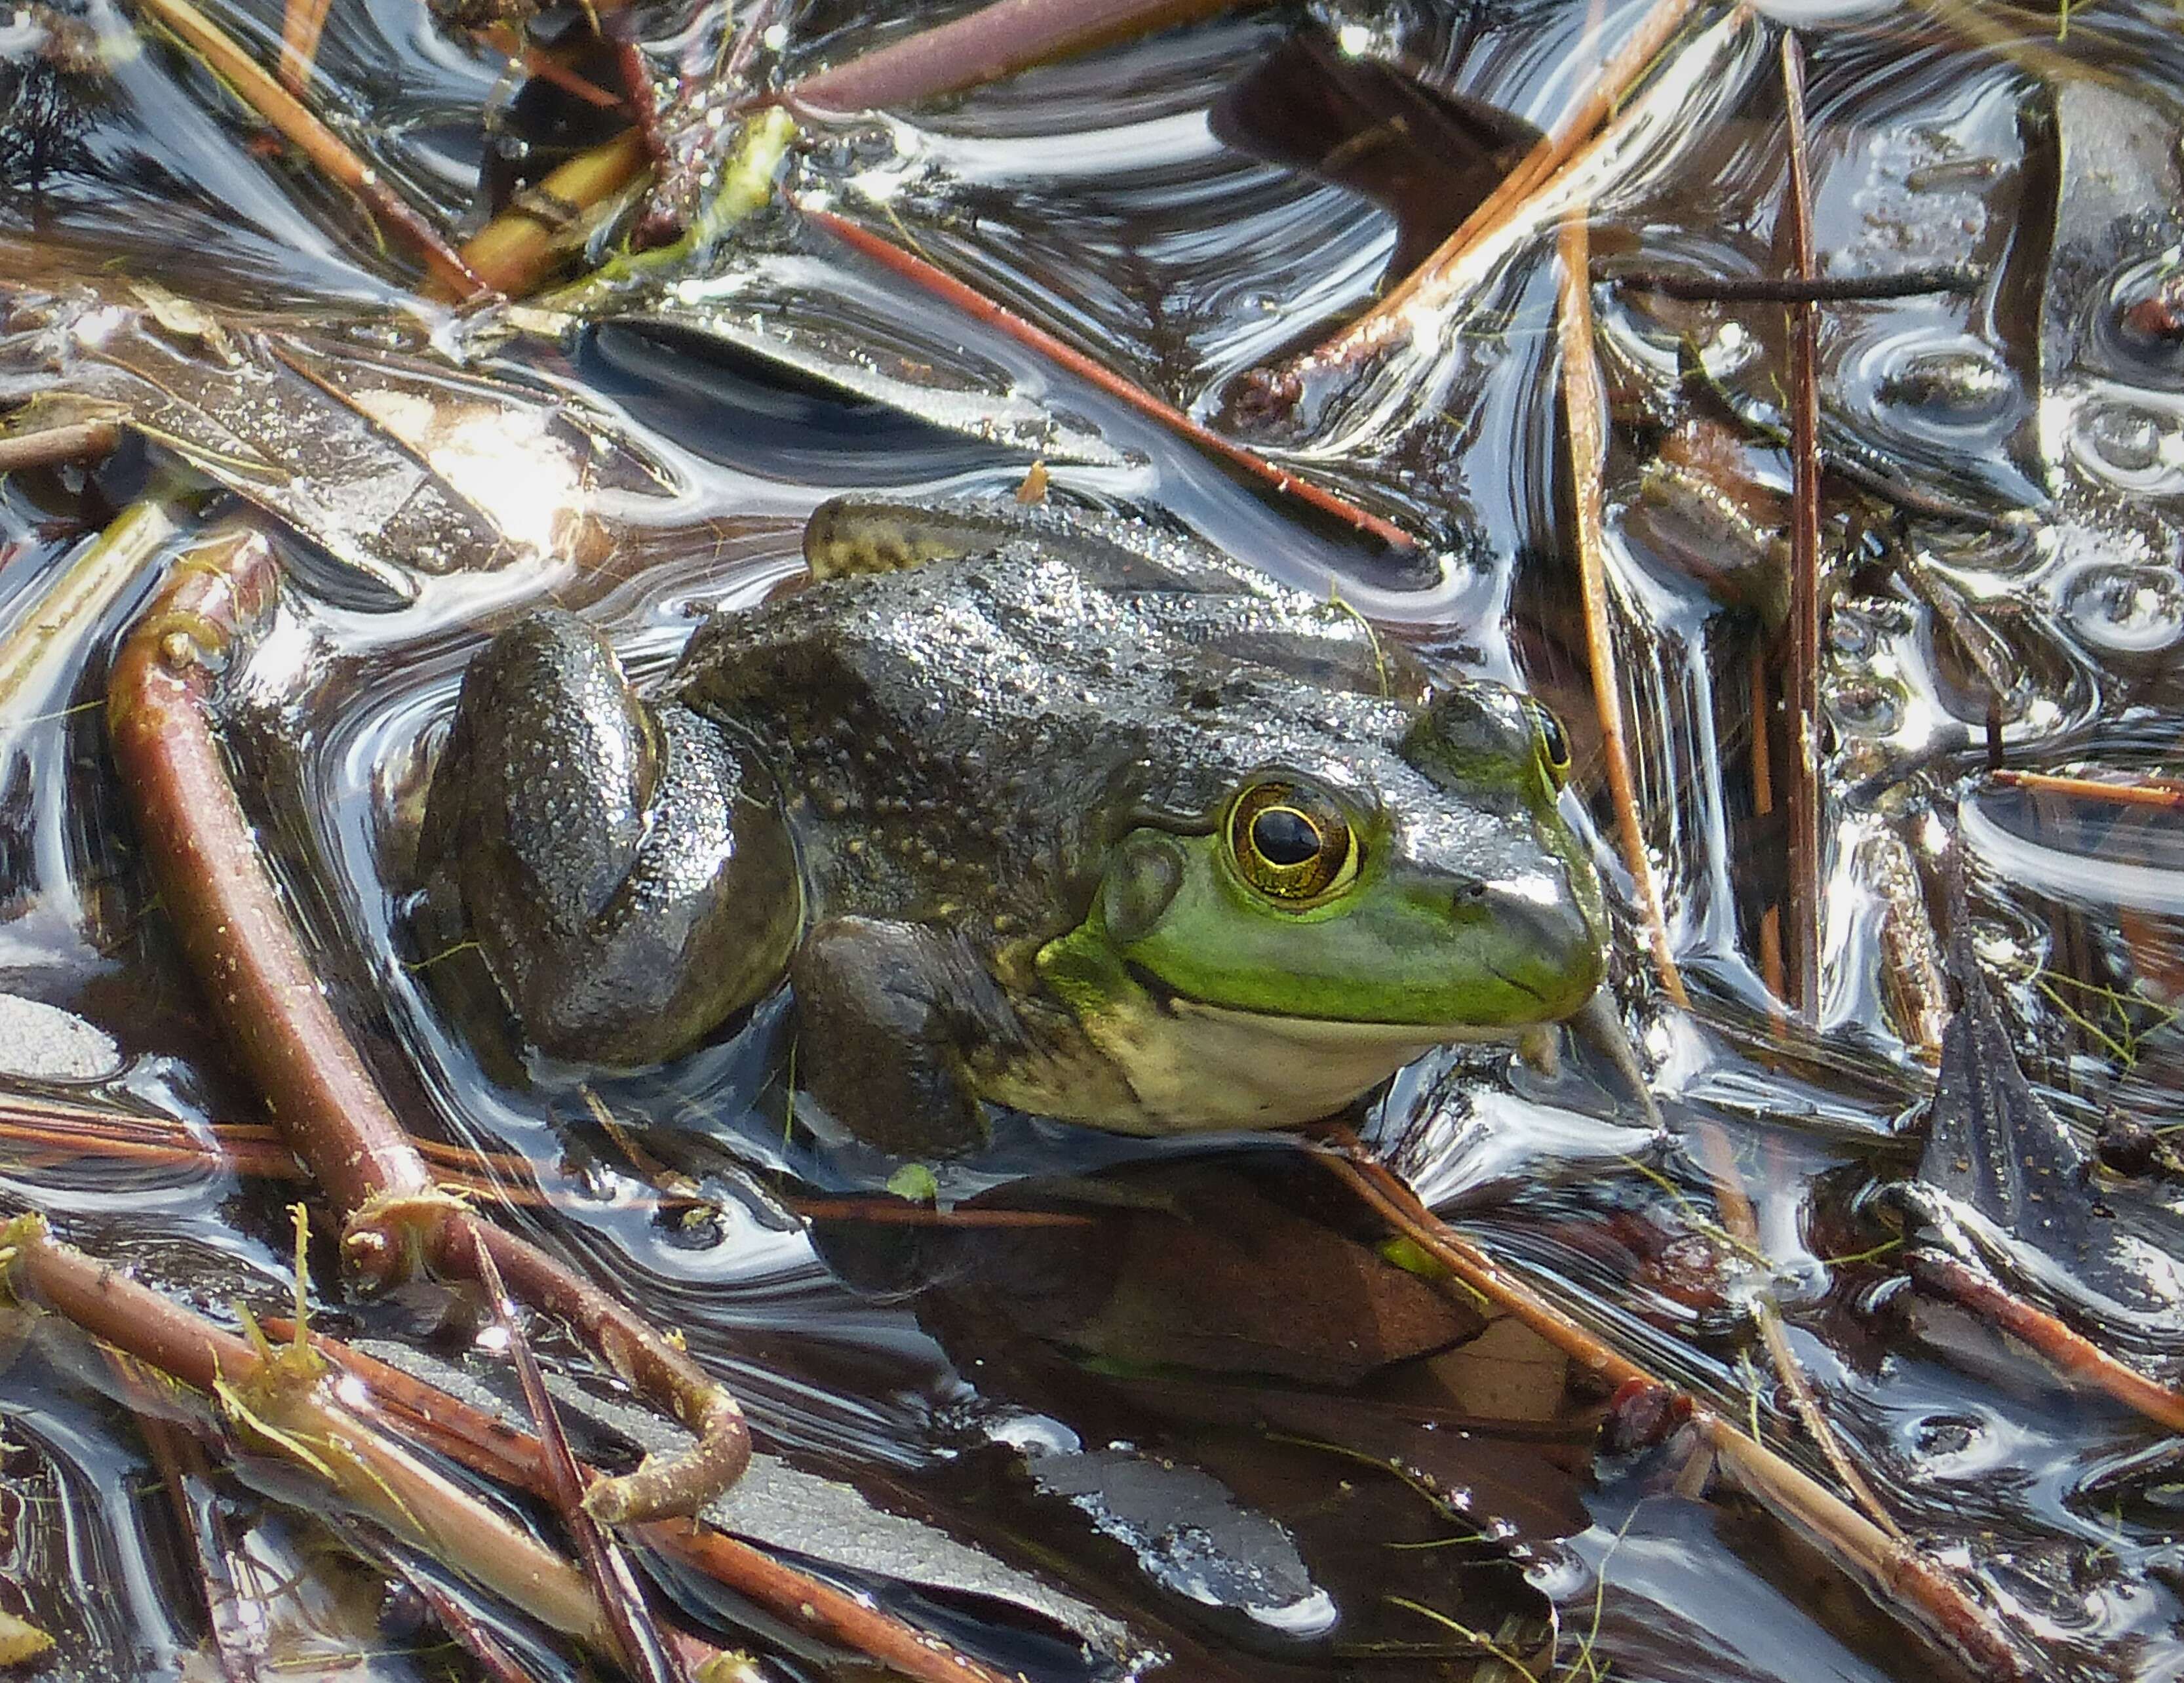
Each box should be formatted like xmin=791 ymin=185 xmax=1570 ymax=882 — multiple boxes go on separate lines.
xmin=1462 ymin=876 xmax=1601 ymax=966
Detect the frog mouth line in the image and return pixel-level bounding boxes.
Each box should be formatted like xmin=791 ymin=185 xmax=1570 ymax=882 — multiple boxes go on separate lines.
xmin=1121 ymin=959 xmax=1556 ymax=1038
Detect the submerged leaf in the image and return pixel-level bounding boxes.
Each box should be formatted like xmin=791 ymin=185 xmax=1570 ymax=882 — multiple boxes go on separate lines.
xmin=0 ymin=285 xmax=683 ymax=604
xmin=1917 ymin=914 xmax=2184 ymax=1331
xmin=1210 ymin=24 xmax=1540 ymax=287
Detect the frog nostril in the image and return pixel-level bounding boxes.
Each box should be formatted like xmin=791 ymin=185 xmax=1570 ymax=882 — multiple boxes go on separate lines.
xmin=1449 ymin=879 xmax=1489 ymax=912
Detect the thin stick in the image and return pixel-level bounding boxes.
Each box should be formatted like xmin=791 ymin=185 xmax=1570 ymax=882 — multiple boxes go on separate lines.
xmin=471 ymin=1233 xmax=690 ymax=1683
xmin=1987 ymin=768 xmax=2184 ymax=810
xmin=481 ymin=30 xmax=628 ymax=109
xmin=797 ymin=203 xmax=1417 ymax=553
xmin=1555 ymin=214 xmax=1688 ymax=1007
xmin=1749 ymin=643 xmax=1789 ymax=1016
xmin=105 ymin=1353 xmax=269 ymax=1683
xmin=1907 ymin=1250 xmax=2184 ymax=1435
xmin=1614 ymin=265 xmax=1979 ymax=302
xmin=0 ymin=418 xmax=121 ymax=473
xmin=0 ymin=1093 xmax=708 ymax=1210
xmin=1780 ymin=31 xmax=1823 ymax=1023
xmin=132 ymin=0 xmax=488 ymax=298
xmin=1692 ymin=1123 xmax=1902 ymax=1535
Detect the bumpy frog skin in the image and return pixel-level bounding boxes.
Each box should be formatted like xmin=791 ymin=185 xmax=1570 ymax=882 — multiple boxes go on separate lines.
xmin=416 ymin=500 xmax=1609 ymax=1154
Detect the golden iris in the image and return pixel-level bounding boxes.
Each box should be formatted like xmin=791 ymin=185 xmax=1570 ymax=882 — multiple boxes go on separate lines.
xmin=1526 ymin=699 xmax=1572 ymax=787
xmin=1228 ymin=782 xmax=1357 ymax=903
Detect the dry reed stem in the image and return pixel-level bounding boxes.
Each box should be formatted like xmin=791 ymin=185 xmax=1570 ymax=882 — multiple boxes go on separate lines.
xmin=1554 ymin=214 xmax=1688 ymax=1008
xmin=1908 ymin=1251 xmax=2184 ymax=1435
xmin=0 ymin=498 xmax=180 ymax=717
xmin=105 ymin=525 xmax=749 ymax=1526
xmin=275 ymin=0 xmax=332 ymax=91
xmin=132 ymin=0 xmax=487 ymax=298
xmin=1311 ymin=1135 xmax=2028 ymax=1680
xmin=3 ymin=1217 xmax=613 ymax=1648
xmin=265 ymin=1320 xmax=1029 ymax=1683
xmin=454 ymin=129 xmax=651 ymax=300
xmin=1780 ymin=31 xmax=1823 ymax=1023
xmin=1987 ymin=768 xmax=2184 ymax=810
xmin=796 ymin=202 xmax=1418 ymax=552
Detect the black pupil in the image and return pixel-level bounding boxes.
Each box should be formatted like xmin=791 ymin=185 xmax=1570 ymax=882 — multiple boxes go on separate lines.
xmin=1538 ymin=709 xmax=1569 ymax=764
xmin=1252 ymin=807 xmax=1321 ymax=867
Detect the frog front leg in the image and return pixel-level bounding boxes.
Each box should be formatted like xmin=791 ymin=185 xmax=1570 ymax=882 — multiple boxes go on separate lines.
xmin=789 ymin=917 xmax=1020 ymax=1157
xmin=418 ymin=610 xmax=801 ymax=1067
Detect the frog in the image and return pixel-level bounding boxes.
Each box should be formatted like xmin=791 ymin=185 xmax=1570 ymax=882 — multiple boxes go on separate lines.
xmin=415 ymin=498 xmax=1609 ymax=1155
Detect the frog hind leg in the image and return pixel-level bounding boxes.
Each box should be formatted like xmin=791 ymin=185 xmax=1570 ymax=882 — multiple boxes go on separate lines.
xmin=418 ymin=609 xmax=801 ymax=1067
xmin=787 ymin=917 xmax=1012 ymax=1157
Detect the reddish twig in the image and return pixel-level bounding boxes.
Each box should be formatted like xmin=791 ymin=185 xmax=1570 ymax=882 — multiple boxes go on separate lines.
xmin=785 ymin=0 xmax=1243 ymax=112
xmin=105 ymin=525 xmax=749 ymax=1526
xmin=1907 ymin=1250 xmax=2184 ymax=1435
xmin=1780 ymin=31 xmax=1823 ymax=1023
xmin=2 ymin=1218 xmax=613 ymax=1648
xmin=264 ymin=1320 xmax=1026 ymax=1683
xmin=796 ymin=201 xmax=1417 ymax=551
xmin=471 ymin=1234 xmax=690 ymax=1683
xmin=480 ymin=28 xmax=629 ymax=109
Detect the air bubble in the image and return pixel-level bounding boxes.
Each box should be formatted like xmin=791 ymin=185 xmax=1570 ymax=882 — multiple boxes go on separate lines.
xmin=2062 ymin=562 xmax=2184 ymax=657
xmin=2081 ymin=401 xmax=2164 ymax=474
xmin=1827 ymin=675 xmax=1905 ymax=736
xmin=1875 ymin=346 xmax=2016 ymax=427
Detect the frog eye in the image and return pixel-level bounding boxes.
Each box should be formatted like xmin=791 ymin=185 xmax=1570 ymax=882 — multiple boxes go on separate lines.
xmin=1525 ymin=699 xmax=1572 ymax=788
xmin=1228 ymin=782 xmax=1358 ymax=903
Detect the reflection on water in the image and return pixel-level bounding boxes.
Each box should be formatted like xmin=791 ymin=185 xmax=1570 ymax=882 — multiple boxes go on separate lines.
xmin=5 ymin=0 xmax=2184 ymax=1677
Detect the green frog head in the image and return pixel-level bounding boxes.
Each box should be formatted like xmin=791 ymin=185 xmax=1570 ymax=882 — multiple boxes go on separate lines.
xmin=1030 ymin=679 xmax=1609 ymax=1132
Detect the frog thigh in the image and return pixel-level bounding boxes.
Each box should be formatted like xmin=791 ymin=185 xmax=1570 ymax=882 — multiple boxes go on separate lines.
xmin=420 ymin=611 xmax=799 ymax=1066
xmin=789 ymin=917 xmax=1017 ymax=1157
